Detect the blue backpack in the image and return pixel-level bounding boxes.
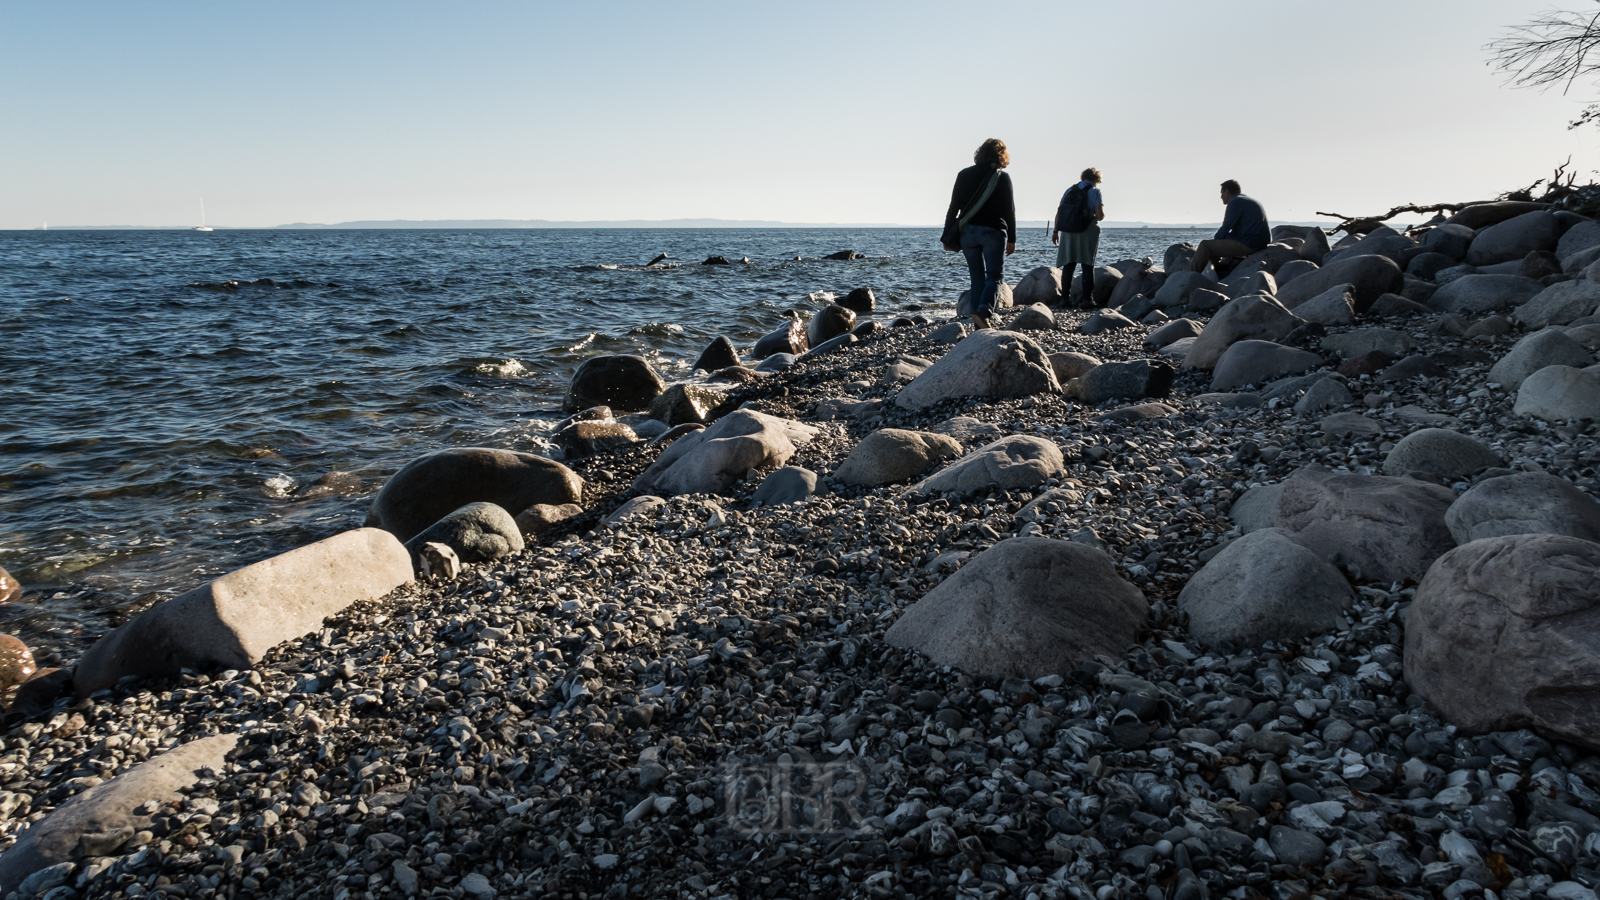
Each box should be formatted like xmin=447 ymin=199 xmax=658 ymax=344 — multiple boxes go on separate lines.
xmin=1056 ymin=184 xmax=1094 ymax=233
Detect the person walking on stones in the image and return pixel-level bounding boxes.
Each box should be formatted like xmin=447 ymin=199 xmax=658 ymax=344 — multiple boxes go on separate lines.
xmin=1189 ymin=179 xmax=1271 ymax=276
xmin=941 ymin=138 xmax=1016 ymax=330
xmin=1052 ymin=168 xmax=1106 ymax=307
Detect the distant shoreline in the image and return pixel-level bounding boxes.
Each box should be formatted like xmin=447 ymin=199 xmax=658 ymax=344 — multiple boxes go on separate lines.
xmin=7 ymin=220 xmax=1333 ymax=232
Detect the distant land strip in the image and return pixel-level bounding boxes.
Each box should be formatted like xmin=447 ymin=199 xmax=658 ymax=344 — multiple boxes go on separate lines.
xmin=24 ymin=218 xmax=1341 ymax=230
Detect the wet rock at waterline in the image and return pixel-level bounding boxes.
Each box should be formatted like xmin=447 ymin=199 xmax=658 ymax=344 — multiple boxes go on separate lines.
xmin=692 ymin=336 xmax=741 ymax=372
xmin=752 ymin=319 xmax=809 ymax=358
xmin=806 ymin=304 xmax=857 ymax=346
xmin=365 ymin=448 xmax=583 ymax=543
xmin=0 ymin=565 xmax=20 ymax=604
xmin=0 ymin=633 xmax=37 ymax=692
xmin=649 ymin=383 xmax=723 ymax=427
xmin=633 ymin=409 xmax=817 ymax=496
xmin=402 ymin=502 xmax=524 ymax=567
xmin=563 ymin=354 xmax=666 ymax=412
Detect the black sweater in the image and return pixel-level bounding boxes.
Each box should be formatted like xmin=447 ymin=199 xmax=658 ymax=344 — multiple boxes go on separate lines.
xmin=944 ymin=165 xmax=1016 ymax=243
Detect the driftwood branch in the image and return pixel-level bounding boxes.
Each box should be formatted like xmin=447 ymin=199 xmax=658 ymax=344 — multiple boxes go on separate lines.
xmin=1313 ymin=203 xmax=1483 ymax=236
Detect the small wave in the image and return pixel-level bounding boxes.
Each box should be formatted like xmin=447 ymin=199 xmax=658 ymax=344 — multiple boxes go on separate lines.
xmin=263 ymin=474 xmax=296 ymax=498
xmin=568 ymin=333 xmax=596 ymax=352
xmin=472 ymin=358 xmax=528 ymax=378
xmin=629 ymin=322 xmax=684 ymax=338
xmin=187 ymin=277 xmax=328 ymax=291
xmin=805 ymin=291 xmax=837 ymax=306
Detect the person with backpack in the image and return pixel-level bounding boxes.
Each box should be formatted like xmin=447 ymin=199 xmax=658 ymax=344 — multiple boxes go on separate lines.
xmin=941 ymin=138 xmax=1016 ymax=330
xmin=1052 ymin=168 xmax=1106 ymax=307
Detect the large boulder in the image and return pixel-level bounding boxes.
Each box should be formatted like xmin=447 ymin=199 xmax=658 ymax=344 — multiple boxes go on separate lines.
xmin=1446 ymin=472 xmax=1600 ymax=544
xmin=1427 ymin=274 xmax=1544 ymax=315
xmin=1272 ymin=225 xmax=1331 ymax=262
xmin=1275 ymin=259 xmax=1319 ymax=286
xmin=833 ymin=429 xmax=962 ymax=487
xmin=402 ymin=502 xmax=523 ymax=566
xmin=1382 ymin=428 xmax=1503 ymax=481
xmin=1164 ymin=242 xmax=1198 ymax=272
xmin=1072 ymin=360 xmax=1175 ymax=404
xmin=1225 ymin=270 xmax=1277 ymax=300
xmin=633 ymin=409 xmax=817 ymax=496
xmin=1008 ymin=302 xmax=1056 ymax=331
xmin=1146 ymin=318 xmax=1204 ymax=348
xmin=1079 ymin=309 xmax=1138 ymax=335
xmin=841 ymin=287 xmax=876 ymax=313
xmin=1048 ymin=351 xmax=1101 ymax=382
xmin=0 ymin=734 xmax=239 ymax=895
xmin=1275 ymin=254 xmax=1403 ymax=312
xmin=1404 ymin=533 xmax=1600 ymax=751
xmin=1178 ymin=529 xmax=1352 ymax=648
xmin=1446 ymin=201 xmax=1551 ymax=231
xmin=1324 ymin=233 xmax=1417 ymax=268
xmin=564 ymin=355 xmax=666 ymax=412
xmin=366 ymin=448 xmax=583 ymax=542
xmin=1488 ymin=330 xmax=1595 ymax=390
xmin=1423 ymin=223 xmax=1476 ymax=260
xmin=1294 ymin=284 xmax=1356 ymax=326
xmin=75 ymin=529 xmax=412 ymax=694
xmin=1514 ymin=365 xmax=1600 ymax=420
xmin=1182 ymin=294 xmax=1305 ymax=370
xmin=1210 ymin=341 xmax=1325 ymax=391
xmin=895 ymin=330 xmax=1060 ymax=410
xmin=807 ymin=304 xmax=857 ymax=345
xmin=1322 ymin=327 xmax=1413 ymax=359
xmin=1152 ymin=271 xmax=1211 ymax=307
xmin=913 ymin=435 xmax=1064 ymax=494
xmin=1014 ymin=267 xmax=1065 ymax=306
xmin=1466 ymin=210 xmax=1561 ymax=266
xmin=1230 ymin=482 xmax=1287 ymax=533
xmin=649 ymin=383 xmax=723 ymax=426
xmin=1274 ymin=465 xmax=1457 ymax=585
xmin=1514 ymin=280 xmax=1600 ymax=329
xmin=1107 ymin=265 xmax=1167 ymax=309
xmin=884 ymin=538 xmax=1147 ymax=680
xmin=1557 ymin=219 xmax=1600 ymax=262
xmin=752 ymin=319 xmax=809 ymax=358
xmin=552 ymin=419 xmax=638 ymax=459
xmin=692 ymin=336 xmax=740 ymax=372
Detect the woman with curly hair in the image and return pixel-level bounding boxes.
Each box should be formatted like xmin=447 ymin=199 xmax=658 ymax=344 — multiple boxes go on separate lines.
xmin=941 ymin=138 xmax=1016 ymax=330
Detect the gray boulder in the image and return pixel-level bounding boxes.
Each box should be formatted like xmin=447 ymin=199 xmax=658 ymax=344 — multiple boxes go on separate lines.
xmin=1146 ymin=318 xmax=1203 ymax=348
xmin=807 ymin=304 xmax=857 ymax=345
xmin=551 ymin=419 xmax=638 ymax=459
xmin=1405 ymin=533 xmax=1600 ymax=751
xmin=1178 ymin=529 xmax=1351 ymax=648
xmin=1489 ymin=330 xmax=1595 ymax=390
xmin=366 ymin=448 xmax=584 ymax=542
xmin=834 ymin=429 xmax=963 ymax=487
xmin=1072 ymin=360 xmax=1176 ymax=405
xmin=756 ymin=352 xmax=798 ymax=372
xmin=564 ymin=355 xmax=666 ymax=412
xmin=841 ymin=287 xmax=876 ymax=313
xmin=1566 ymin=243 xmax=1600 ymax=275
xmin=1079 ymin=309 xmax=1138 ymax=335
xmin=931 ymin=416 xmax=1004 ymax=444
xmin=1272 ymin=225 xmax=1331 ymax=263
xmin=1274 ymin=465 xmax=1457 ymax=585
xmin=0 ymin=734 xmax=239 ymax=895
xmin=1322 ymin=327 xmax=1413 ymax=359
xmin=1276 ymin=254 xmax=1404 ymax=311
xmin=1424 ymin=223 xmax=1475 ymax=260
xmin=1152 ymin=271 xmax=1211 ymax=307
xmin=1294 ymin=284 xmax=1356 ymax=326
xmin=884 ymin=538 xmax=1146 ymax=680
xmin=1447 ymin=472 xmax=1600 ymax=545
xmin=1446 ymin=200 xmax=1551 ymax=230
xmin=1515 ymin=365 xmax=1600 ymax=420
xmin=1324 ymin=233 xmax=1417 ymax=268
xmin=895 ymin=330 xmax=1060 ymax=410
xmin=881 ymin=355 xmax=933 ymax=387
xmin=1293 ymin=377 xmax=1353 ymax=415
xmin=1226 ymin=270 xmax=1277 ymax=300
xmin=605 ymin=495 xmax=666 ymax=525
xmin=1427 ymin=274 xmax=1545 ymax=315
xmin=753 ymin=319 xmax=809 ymax=358
xmin=1183 ymin=294 xmax=1305 ymax=370
xmin=913 ymin=435 xmax=1064 ymax=494
xmin=1187 ymin=287 xmax=1229 ymax=313
xmin=650 ymin=383 xmax=724 ymax=426
xmin=1467 ymin=210 xmax=1561 ymax=266
xmin=692 ymin=336 xmax=740 ymax=372
xmin=1164 ymin=242 xmax=1198 ymax=273
xmin=1382 ymin=429 xmax=1503 ymax=481
xmin=75 ymin=528 xmax=412 ymax=694
xmin=751 ymin=466 xmax=818 ymax=505
xmin=1107 ymin=265 xmax=1167 ymax=309
xmin=514 ymin=502 xmax=583 ymax=538
xmin=1008 ymin=302 xmax=1056 ymax=331
xmin=1558 ymin=219 xmax=1600 ymax=262
xmin=1210 ymin=341 xmax=1325 ymax=391
xmin=1275 ymin=259 xmax=1319 ymax=286
xmin=1049 ymin=351 xmax=1101 ymax=382
xmin=1406 ymin=252 xmax=1456 ymax=280
xmin=633 ymin=409 xmax=817 ymax=496
xmin=1514 ymin=280 xmax=1600 ymax=329
xmin=927 ymin=321 xmax=970 ymax=343
xmin=403 ymin=502 xmax=523 ymax=566
xmin=1013 ymin=267 xmax=1064 ymax=307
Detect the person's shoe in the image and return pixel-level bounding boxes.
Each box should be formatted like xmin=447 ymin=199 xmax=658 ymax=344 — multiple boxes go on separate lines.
xmin=973 ymin=312 xmax=992 ymax=330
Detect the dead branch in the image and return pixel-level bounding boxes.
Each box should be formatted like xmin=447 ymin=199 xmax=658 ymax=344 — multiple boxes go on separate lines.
xmin=1487 ymin=4 xmax=1600 ymax=94
xmin=1313 ymin=202 xmax=1484 ymax=236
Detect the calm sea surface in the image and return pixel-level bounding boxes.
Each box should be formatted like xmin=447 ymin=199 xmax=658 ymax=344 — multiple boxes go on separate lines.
xmin=0 ymin=226 xmax=1207 ymax=646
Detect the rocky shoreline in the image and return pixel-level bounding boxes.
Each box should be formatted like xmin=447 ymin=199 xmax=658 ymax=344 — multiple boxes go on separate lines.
xmin=5 ymin=203 xmax=1600 ymax=900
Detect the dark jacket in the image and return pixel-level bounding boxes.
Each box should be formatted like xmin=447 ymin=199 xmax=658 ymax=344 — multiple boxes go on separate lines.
xmin=1215 ymin=194 xmax=1270 ymax=252
xmin=944 ymin=165 xmax=1016 ymax=243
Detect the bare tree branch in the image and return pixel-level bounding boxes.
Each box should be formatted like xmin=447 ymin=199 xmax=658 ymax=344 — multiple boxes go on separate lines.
xmin=1488 ymin=2 xmax=1600 ymax=94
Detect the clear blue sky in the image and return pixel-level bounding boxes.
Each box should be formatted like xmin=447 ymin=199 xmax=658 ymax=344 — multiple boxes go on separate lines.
xmin=2 ymin=0 xmax=1595 ymax=228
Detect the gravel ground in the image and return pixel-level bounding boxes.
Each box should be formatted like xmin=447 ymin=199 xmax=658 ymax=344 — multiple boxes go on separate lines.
xmin=5 ymin=301 xmax=1600 ymax=900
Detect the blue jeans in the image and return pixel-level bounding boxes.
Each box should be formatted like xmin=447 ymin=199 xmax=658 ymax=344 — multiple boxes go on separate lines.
xmin=960 ymin=224 xmax=1005 ymax=315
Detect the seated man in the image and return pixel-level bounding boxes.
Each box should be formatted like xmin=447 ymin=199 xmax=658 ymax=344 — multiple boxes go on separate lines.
xmin=1190 ymin=179 xmax=1270 ymax=274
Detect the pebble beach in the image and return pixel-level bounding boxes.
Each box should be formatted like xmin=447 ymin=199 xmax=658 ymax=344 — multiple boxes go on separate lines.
xmin=7 ymin=205 xmax=1600 ymax=900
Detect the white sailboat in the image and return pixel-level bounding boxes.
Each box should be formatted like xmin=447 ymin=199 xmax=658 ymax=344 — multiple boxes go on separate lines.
xmin=194 ymin=199 xmax=213 ymax=232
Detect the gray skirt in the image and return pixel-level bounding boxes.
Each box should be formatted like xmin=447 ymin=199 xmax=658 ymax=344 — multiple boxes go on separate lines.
xmin=1056 ymin=223 xmax=1100 ymax=267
